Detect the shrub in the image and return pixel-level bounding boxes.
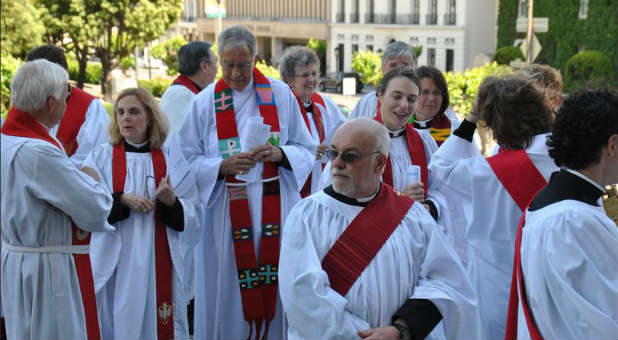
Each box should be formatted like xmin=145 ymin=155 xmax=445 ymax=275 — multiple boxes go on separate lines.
xmin=1 ymin=54 xmax=22 ymax=119
xmin=151 ymin=35 xmax=187 ymax=76
xmin=492 ymin=46 xmax=525 ymax=66
xmin=137 ymin=78 xmax=172 ymax=98
xmin=119 ymin=56 xmax=136 ymax=72
xmin=564 ymin=50 xmax=614 ymax=91
xmin=85 ymin=62 xmax=102 ymax=84
xmin=351 ymin=50 xmax=382 ymax=87
xmin=256 ymin=60 xmax=280 ymax=80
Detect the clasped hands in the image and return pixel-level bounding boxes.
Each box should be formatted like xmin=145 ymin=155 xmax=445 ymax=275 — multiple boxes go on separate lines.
xmin=219 ymin=143 xmax=283 ymax=176
xmin=120 ymin=175 xmax=176 ymax=214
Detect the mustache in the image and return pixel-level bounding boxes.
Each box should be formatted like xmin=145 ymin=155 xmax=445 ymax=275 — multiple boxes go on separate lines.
xmin=331 ymin=169 xmax=351 ymax=178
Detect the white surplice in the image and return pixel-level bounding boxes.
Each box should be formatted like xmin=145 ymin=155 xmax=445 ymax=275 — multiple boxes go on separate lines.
xmin=517 ymin=173 xmax=618 ymax=340
xmin=177 ymin=77 xmax=316 ymax=340
xmin=279 ymin=188 xmax=482 ymax=339
xmin=303 ymin=94 xmax=346 ymax=194
xmin=1 ymin=132 xmax=113 ymax=340
xmin=50 ymin=98 xmax=110 ymax=167
xmin=347 ymin=91 xmax=378 ymax=120
xmin=160 ymin=84 xmax=197 ymax=133
xmin=83 ymin=142 xmax=200 ymax=339
xmin=428 ymin=133 xmax=558 ymax=339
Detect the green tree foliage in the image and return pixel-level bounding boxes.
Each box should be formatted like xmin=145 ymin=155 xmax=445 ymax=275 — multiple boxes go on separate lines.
xmin=1 ymin=0 xmax=45 ymax=59
xmin=565 ymin=50 xmax=613 ymax=91
xmin=151 ymin=35 xmax=188 ymax=76
xmin=307 ymin=38 xmax=327 ymax=56
xmin=493 ymin=46 xmax=525 ymax=65
xmin=256 ymin=60 xmax=281 ymax=80
xmin=137 ymin=78 xmax=173 ymax=98
xmin=1 ymin=55 xmax=23 ymax=119
xmin=119 ymin=56 xmax=136 ymax=72
xmin=445 ymin=62 xmax=513 ymax=116
xmin=351 ymin=50 xmax=382 ymax=87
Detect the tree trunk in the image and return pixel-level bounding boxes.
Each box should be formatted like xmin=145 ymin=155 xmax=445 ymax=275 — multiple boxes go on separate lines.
xmin=101 ymin=63 xmax=113 ymax=101
xmin=76 ymin=53 xmax=88 ymax=89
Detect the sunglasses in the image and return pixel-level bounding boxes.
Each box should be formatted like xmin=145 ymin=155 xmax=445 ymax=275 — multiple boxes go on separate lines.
xmin=66 ymin=84 xmax=72 ymax=103
xmin=324 ymin=149 xmax=381 ymax=163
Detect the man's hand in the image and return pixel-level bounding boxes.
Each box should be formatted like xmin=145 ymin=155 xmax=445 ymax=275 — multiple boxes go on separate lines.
xmin=316 ymin=144 xmax=328 ymax=161
xmin=155 ymin=175 xmax=176 ymax=207
xmin=120 ymin=193 xmax=153 ymax=213
xmin=250 ymin=144 xmax=283 ymax=163
xmin=404 ymin=182 xmax=425 ymax=201
xmin=357 ymin=326 xmax=400 ymax=339
xmin=219 ymin=152 xmax=257 ymax=175
xmin=80 ymin=166 xmax=100 ymax=182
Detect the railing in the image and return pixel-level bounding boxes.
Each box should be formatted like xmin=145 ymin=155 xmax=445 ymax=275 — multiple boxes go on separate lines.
xmin=443 ymin=12 xmax=456 ymax=25
xmin=411 ymin=13 xmax=420 ymax=24
xmin=336 ymin=13 xmax=345 ymax=23
xmin=365 ymin=13 xmax=375 ymax=23
xmin=350 ymin=13 xmax=359 ymax=23
xmin=426 ymin=13 xmax=437 ymax=25
xmin=182 ymin=16 xmax=195 ymax=22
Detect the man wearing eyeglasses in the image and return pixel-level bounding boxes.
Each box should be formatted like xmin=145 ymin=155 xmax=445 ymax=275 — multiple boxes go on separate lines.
xmin=25 ymin=45 xmax=110 ymax=167
xmin=279 ymin=118 xmax=481 ymax=340
xmin=176 ymin=25 xmax=315 ymax=340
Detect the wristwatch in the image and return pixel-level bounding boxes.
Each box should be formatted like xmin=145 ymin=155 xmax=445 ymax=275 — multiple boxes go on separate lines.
xmin=392 ymin=322 xmax=411 ymax=340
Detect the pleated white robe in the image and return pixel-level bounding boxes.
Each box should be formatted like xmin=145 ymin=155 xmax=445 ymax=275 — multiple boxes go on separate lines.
xmin=279 ymin=189 xmax=482 ymax=339
xmin=428 ymin=133 xmax=558 ymax=339
xmin=518 ymin=199 xmax=618 ymax=339
xmin=177 ymin=78 xmax=316 ymax=340
xmin=83 ymin=142 xmax=200 ymax=339
xmin=347 ymin=91 xmax=378 ymax=120
xmin=160 ymin=84 xmax=197 ymax=133
xmin=1 ymin=133 xmax=113 ymax=340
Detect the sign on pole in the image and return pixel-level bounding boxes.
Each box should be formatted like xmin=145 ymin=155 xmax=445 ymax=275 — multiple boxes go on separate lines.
xmin=516 ymin=17 xmax=548 ymax=33
xmin=519 ymin=33 xmax=542 ymax=63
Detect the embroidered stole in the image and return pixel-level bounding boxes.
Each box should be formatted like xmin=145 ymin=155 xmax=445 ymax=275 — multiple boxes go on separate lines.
xmin=112 ymin=140 xmax=174 ymax=339
xmin=322 ymin=183 xmax=414 ymax=296
xmin=410 ymin=113 xmax=452 ymax=146
xmin=57 ymin=86 xmax=96 ymax=157
xmin=172 ymin=74 xmax=201 ymax=95
xmin=1 ymin=107 xmax=101 ymax=340
xmin=296 ymin=92 xmax=326 ymax=198
xmin=214 ymin=68 xmax=281 ymax=339
xmin=374 ymin=114 xmax=429 ymax=197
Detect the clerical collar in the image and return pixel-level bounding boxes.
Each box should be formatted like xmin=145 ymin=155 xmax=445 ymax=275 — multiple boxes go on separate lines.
xmin=324 ymin=184 xmax=381 ymax=207
xmin=191 ymin=79 xmax=203 ymax=92
xmin=563 ymin=168 xmax=605 ymax=193
xmin=414 ymin=118 xmax=432 ymax=129
xmin=388 ymin=127 xmax=406 ymax=138
xmin=529 ymin=169 xmax=605 ymax=211
xmin=124 ymin=139 xmax=151 ymax=153
xmin=304 ymin=101 xmax=314 ymax=113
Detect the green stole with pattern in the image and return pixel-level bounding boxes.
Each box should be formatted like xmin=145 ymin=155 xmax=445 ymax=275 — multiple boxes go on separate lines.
xmin=214 ymin=68 xmax=281 ymax=339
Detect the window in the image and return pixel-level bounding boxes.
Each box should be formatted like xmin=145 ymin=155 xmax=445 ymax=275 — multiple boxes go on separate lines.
xmin=428 ymin=48 xmax=436 ymax=66
xmin=337 ymin=0 xmax=345 ymax=22
xmin=578 ymin=0 xmax=589 ymax=19
xmin=446 ymin=49 xmax=454 ymax=71
xmin=336 ymin=44 xmax=344 ymax=72
xmin=352 ymin=44 xmax=359 ymax=58
xmin=351 ymin=0 xmax=360 ymax=22
xmin=366 ymin=0 xmax=375 ymax=23
xmin=519 ymin=0 xmax=527 ymax=18
xmin=367 ymin=44 xmax=374 ymax=51
xmin=389 ymin=0 xmax=397 ymax=23
xmin=411 ymin=0 xmax=420 ymax=24
xmin=444 ymin=0 xmax=456 ymax=25
xmin=426 ymin=0 xmax=437 ymax=25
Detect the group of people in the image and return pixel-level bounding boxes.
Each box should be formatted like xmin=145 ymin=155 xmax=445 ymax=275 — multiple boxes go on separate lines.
xmin=0 ymin=24 xmax=616 ymax=340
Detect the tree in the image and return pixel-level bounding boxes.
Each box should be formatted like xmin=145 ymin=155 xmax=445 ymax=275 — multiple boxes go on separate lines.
xmin=151 ymin=35 xmax=187 ymax=76
xmin=307 ymin=38 xmax=327 ymax=75
xmin=351 ymin=50 xmax=382 ymax=87
xmin=1 ymin=0 xmax=45 ymax=59
xmin=89 ymin=0 xmax=183 ymax=99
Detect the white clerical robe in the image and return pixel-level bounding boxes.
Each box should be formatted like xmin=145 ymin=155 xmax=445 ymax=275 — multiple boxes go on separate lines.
xmin=428 ymin=133 xmax=558 ymax=339
xmin=83 ymin=142 xmax=200 ymax=340
xmin=279 ymin=188 xmax=482 ymax=339
xmin=177 ymin=77 xmax=316 ymax=340
xmin=304 ymin=94 xmax=346 ymax=194
xmin=160 ymin=84 xmax=198 ymax=133
xmin=517 ymin=177 xmax=618 ymax=339
xmin=1 ymin=133 xmax=113 ymax=340
xmin=348 ymin=91 xmax=378 ymax=120
xmin=50 ymin=98 xmax=110 ymax=167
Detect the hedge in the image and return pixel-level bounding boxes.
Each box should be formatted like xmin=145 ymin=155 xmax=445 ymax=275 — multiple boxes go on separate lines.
xmin=493 ymin=46 xmax=525 ymax=65
xmin=564 ymin=50 xmax=613 ymax=91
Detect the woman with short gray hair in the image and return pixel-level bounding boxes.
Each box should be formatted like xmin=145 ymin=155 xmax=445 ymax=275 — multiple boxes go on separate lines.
xmin=279 ymin=45 xmax=345 ymax=196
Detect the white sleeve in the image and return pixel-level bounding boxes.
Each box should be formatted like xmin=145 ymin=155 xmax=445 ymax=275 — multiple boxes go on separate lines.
xmin=279 ymin=200 xmax=370 ymax=339
xmin=428 ymin=134 xmax=482 ymax=199
xmin=71 ymin=98 xmax=110 ymax=167
xmin=321 ymin=95 xmax=346 ymax=145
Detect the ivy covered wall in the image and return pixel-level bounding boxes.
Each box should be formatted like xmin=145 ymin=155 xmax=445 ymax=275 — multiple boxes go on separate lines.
xmin=497 ymin=0 xmax=618 ymax=87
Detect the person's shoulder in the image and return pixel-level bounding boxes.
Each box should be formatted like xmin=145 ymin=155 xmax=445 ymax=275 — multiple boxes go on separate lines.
xmin=269 ymin=78 xmax=292 ymax=93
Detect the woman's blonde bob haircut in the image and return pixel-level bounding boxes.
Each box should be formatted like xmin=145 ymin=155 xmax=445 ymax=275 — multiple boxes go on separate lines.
xmin=108 ymin=87 xmax=169 ymax=148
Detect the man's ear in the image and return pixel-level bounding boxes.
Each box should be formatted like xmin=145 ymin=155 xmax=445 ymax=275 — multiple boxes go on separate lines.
xmin=46 ymin=95 xmax=56 ymax=113
xmin=607 ymin=134 xmax=618 ymax=158
xmin=375 ymin=153 xmax=387 ymax=174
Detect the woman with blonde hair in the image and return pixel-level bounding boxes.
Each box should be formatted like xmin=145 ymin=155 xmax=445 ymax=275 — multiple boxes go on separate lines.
xmin=84 ymin=87 xmax=200 ymax=339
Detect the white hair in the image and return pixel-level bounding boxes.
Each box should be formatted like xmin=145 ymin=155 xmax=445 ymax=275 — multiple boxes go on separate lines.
xmin=11 ymin=59 xmax=68 ymax=112
xmin=343 ymin=118 xmax=390 ymax=156
xmin=217 ymin=25 xmax=257 ymax=57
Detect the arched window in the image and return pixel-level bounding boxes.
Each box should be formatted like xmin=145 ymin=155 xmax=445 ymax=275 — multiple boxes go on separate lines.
xmin=518 ymin=0 xmax=527 ymax=18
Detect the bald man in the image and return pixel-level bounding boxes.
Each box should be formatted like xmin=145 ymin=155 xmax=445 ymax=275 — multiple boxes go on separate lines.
xmin=279 ymin=118 xmax=481 ymax=339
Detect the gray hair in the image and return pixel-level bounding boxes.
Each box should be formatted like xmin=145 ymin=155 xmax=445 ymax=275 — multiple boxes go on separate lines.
xmin=343 ymin=118 xmax=390 ymax=156
xmin=381 ymin=41 xmax=414 ymax=65
xmin=11 ymin=59 xmax=68 ymax=112
xmin=178 ymin=41 xmax=213 ymax=76
xmin=278 ymin=46 xmax=320 ymax=81
xmin=217 ymin=25 xmax=257 ymax=57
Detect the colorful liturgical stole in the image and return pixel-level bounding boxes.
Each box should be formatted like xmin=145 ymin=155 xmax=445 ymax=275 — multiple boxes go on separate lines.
xmin=1 ymin=107 xmax=101 ymax=340
xmin=56 ymin=86 xmax=96 ymax=156
xmin=214 ymin=68 xmax=281 ymax=339
xmin=112 ymin=140 xmax=174 ymax=339
xmin=409 ymin=113 xmax=453 ymax=146
xmin=296 ymin=92 xmax=326 ymax=198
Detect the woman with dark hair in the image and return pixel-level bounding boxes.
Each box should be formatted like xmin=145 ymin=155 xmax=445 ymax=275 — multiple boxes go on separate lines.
xmin=84 ymin=88 xmax=200 ymax=339
xmin=429 ymin=75 xmax=558 ymax=340
xmin=414 ymin=66 xmax=460 ymax=146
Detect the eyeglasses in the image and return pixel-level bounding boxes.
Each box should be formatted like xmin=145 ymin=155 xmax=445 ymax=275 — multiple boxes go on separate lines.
xmin=324 ymin=149 xmax=381 ymax=163
xmin=420 ymin=89 xmax=443 ymax=97
xmin=295 ymin=71 xmax=320 ymax=79
xmin=221 ymin=61 xmax=253 ymax=72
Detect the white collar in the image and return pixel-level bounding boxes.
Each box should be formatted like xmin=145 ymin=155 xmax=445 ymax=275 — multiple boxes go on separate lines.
xmin=564 ymin=168 xmax=605 ymax=193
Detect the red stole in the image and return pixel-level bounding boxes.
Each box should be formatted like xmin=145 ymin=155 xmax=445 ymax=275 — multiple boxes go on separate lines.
xmin=374 ymin=115 xmax=429 ymax=197
xmin=172 ymin=74 xmax=201 ymax=95
xmin=112 ymin=140 xmax=174 ymax=339
xmin=486 ymin=149 xmax=547 ymax=211
xmin=57 ymin=86 xmax=96 ymax=157
xmin=1 ymin=107 xmax=101 ymax=340
xmin=505 ymin=206 xmax=544 ymax=340
xmin=214 ymin=68 xmax=281 ymax=339
xmin=296 ymin=92 xmax=326 ymax=198
xmin=322 ymin=183 xmax=414 ymax=296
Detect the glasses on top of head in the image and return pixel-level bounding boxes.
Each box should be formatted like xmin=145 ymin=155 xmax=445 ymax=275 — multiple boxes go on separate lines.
xmin=324 ymin=149 xmax=381 ymax=164
xmin=295 ymin=71 xmax=320 ymax=79
xmin=420 ymin=89 xmax=443 ymax=97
